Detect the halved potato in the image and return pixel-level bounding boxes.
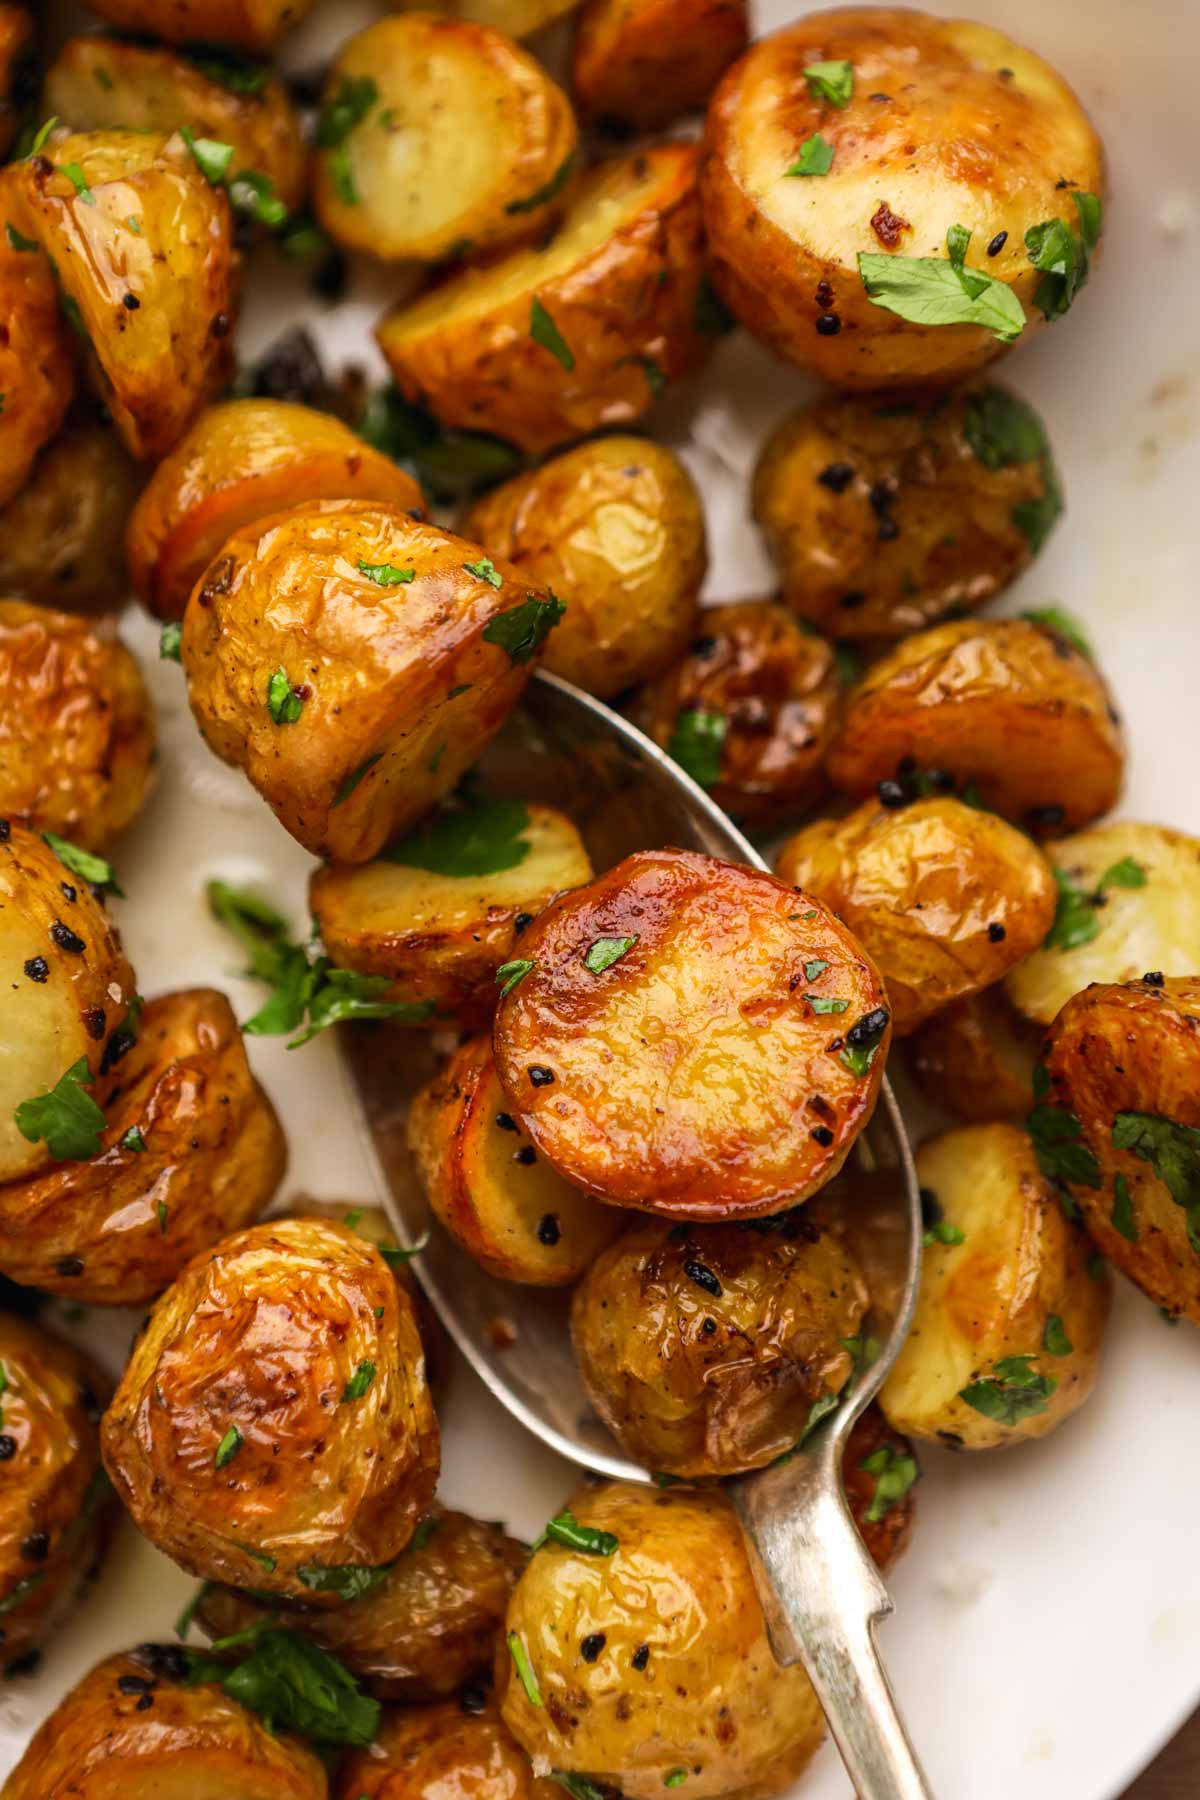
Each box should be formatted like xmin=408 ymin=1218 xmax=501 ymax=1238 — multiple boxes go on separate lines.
xmin=0 ymin=417 xmax=143 ymax=614
xmin=843 ymin=1403 xmax=918 ymax=1571
xmin=572 ymin=0 xmax=748 ymax=132
xmin=378 ymin=143 xmax=711 ymax=455
xmin=392 ymin=0 xmax=580 ymax=36
xmin=312 ymin=800 xmax=592 ymax=1028
xmin=0 ymin=173 xmax=76 ymax=509
xmin=337 ymin=1693 xmax=559 ymax=1800
xmin=906 ymin=985 xmax=1040 ymax=1122
xmin=76 ymin=0 xmax=317 ymax=52
xmin=879 ymin=1122 xmax=1110 ymax=1448
xmin=0 ymin=8 xmax=33 ymax=162
xmin=826 ymin=618 xmax=1125 ymax=834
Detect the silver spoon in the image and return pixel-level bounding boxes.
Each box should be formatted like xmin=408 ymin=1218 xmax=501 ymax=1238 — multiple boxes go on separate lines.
xmin=341 ymin=670 xmax=932 ymax=1800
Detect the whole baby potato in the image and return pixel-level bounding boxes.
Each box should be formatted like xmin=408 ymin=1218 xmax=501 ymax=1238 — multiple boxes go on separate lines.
xmin=572 ymin=0 xmax=748 ymax=133
xmin=0 ymin=172 xmax=75 ymax=509
xmin=905 ymin=985 xmax=1040 ymax=1122
xmin=336 ymin=1692 xmax=559 ymax=1800
xmin=76 ymin=0 xmax=317 ymax=52
xmin=0 ymin=418 xmax=144 ymax=614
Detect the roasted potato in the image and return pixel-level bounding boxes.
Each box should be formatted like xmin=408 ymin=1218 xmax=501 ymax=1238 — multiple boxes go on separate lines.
xmin=572 ymin=0 xmax=747 ymax=132
xmin=336 ymin=1692 xmax=558 ymax=1800
xmin=1042 ymin=976 xmax=1200 ymax=1325
xmin=752 ymin=385 xmax=1061 ymax=639
xmin=463 ymin=436 xmax=705 ymax=699
xmin=1006 ymin=822 xmax=1200 ymax=1027
xmin=392 ymin=0 xmax=580 ymax=36
xmin=775 ymin=796 xmax=1056 ymax=1035
xmin=76 ymin=0 xmax=317 ymax=52
xmin=0 ymin=988 xmax=287 ymax=1305
xmin=0 ymin=8 xmax=33 ymax=165
xmin=880 ymin=1123 xmax=1110 ymax=1448
xmin=0 ymin=1314 xmax=116 ymax=1668
xmin=0 ymin=822 xmax=135 ymax=1187
xmin=498 ymin=1480 xmax=825 ymax=1800
xmin=181 ymin=501 xmax=557 ymax=864
xmin=0 ymin=176 xmax=75 ymax=510
xmin=0 ymin=600 xmax=155 ymax=850
xmin=701 ymin=7 xmax=1106 ymax=384
xmin=7 ymin=130 xmax=237 ymax=462
xmin=314 ymin=17 xmax=578 ymax=265
xmin=906 ymin=985 xmax=1040 ymax=1122
xmin=101 ymin=1216 xmax=440 ymax=1600
xmin=197 ymin=1504 xmax=526 ymax=1701
xmin=0 ymin=418 xmax=143 ymax=614
xmin=0 ymin=1646 xmax=328 ymax=1799
xmin=571 ymin=1211 xmax=868 ymax=1475
xmin=825 ymin=618 xmax=1125 ymax=834
xmin=129 ymin=400 xmax=425 ymax=621
xmin=633 ymin=601 xmax=840 ymax=822
xmin=378 ymin=143 xmax=711 ymax=456
xmin=843 ymin=1403 xmax=917 ymax=1571
xmin=409 ymin=1034 xmax=623 ymax=1284
xmin=492 ymin=848 xmax=891 ymax=1219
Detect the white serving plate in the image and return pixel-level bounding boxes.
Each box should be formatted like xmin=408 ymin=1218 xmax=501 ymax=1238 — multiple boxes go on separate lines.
xmin=10 ymin=2 xmax=1200 ymax=1793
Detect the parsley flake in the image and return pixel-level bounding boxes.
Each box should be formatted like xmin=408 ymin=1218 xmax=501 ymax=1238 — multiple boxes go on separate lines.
xmin=358 ymin=561 xmax=415 ymax=586
xmin=667 ymin=708 xmax=726 ymax=789
xmin=464 ymin=557 xmax=502 ymax=588
xmin=506 ymin=151 xmax=576 ymax=215
xmin=786 ymin=133 xmax=835 ymax=176
xmin=960 ymin=1354 xmax=1057 ymax=1424
xmin=266 ymin=669 xmax=304 ymax=725
xmin=529 ymin=297 xmax=574 ymax=370
xmin=803 ymin=60 xmax=854 ymax=106
xmin=15 ymin=1058 xmax=105 ymax=1162
xmin=859 ymin=1444 xmax=919 ymax=1522
xmin=482 ymin=592 xmax=566 ymax=664
xmin=215 ymin=1425 xmax=243 ymax=1468
xmin=1026 ymin=191 xmax=1102 ymax=322
xmin=1026 ymin=1097 xmax=1101 ymax=1188
xmin=1023 ymin=607 xmax=1092 ymax=659
xmin=532 ymin=1509 xmax=618 ymax=1556
xmin=507 ymin=1631 xmax=542 ymax=1707
xmin=1112 ymin=1113 xmax=1200 ymax=1251
xmin=120 ymin=1126 xmax=146 ymax=1153
xmin=5 ymin=222 xmax=37 ymax=252
xmin=1042 ymin=1314 xmax=1073 ymax=1356
xmin=386 ymin=798 xmax=531 ymax=877
xmin=42 ymin=833 xmax=124 ymax=898
xmin=341 ymin=1360 xmax=376 ymax=1403
xmin=859 ymin=226 xmax=1025 ymax=344
xmin=180 ymin=127 xmax=234 ymax=186
xmin=496 ymin=958 xmax=535 ymax=998
xmin=160 ymin=621 xmax=183 ymax=662
xmin=584 ymin=936 xmax=637 ymax=974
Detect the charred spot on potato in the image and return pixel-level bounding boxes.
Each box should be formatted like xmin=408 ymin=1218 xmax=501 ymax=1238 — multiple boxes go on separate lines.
xmin=869 ymin=202 xmax=909 ymax=248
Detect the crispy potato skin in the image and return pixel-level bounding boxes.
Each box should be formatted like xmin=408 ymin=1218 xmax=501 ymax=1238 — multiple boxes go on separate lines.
xmin=409 ymin=1035 xmax=623 ymax=1284
xmin=0 ymin=175 xmax=75 ymax=510
xmin=0 ymin=989 xmax=287 ymax=1304
xmin=314 ymin=17 xmax=578 ymax=264
xmin=0 ymin=823 xmax=136 ymax=1186
xmin=336 ymin=1693 xmax=560 ymax=1800
xmin=378 ymin=144 xmax=712 ymax=456
xmin=843 ymin=1403 xmax=917 ymax=1571
xmin=634 ymin=601 xmax=840 ymax=822
xmin=880 ymin=1123 xmax=1110 ymax=1448
xmin=77 ymin=0 xmax=316 ymax=52
xmin=1043 ymin=977 xmax=1200 ymax=1324
xmin=572 ymin=0 xmax=747 ymax=132
xmin=776 ymin=796 xmax=1057 ymax=1035
xmin=392 ymin=0 xmax=579 ymax=35
xmin=0 ymin=600 xmax=156 ymax=851
xmin=753 ymin=386 xmax=1058 ymax=638
xmin=826 ymin=618 xmax=1125 ymax=833
xmin=571 ymin=1212 xmax=868 ymax=1475
xmin=701 ymin=7 xmax=1105 ymax=383
xmin=129 ymin=401 xmax=425 ymax=621
xmin=199 ymin=1505 xmax=526 ymax=1701
xmin=492 ymin=849 xmax=890 ymax=1219
xmin=498 ymin=1481 xmax=825 ymax=1800
xmin=181 ymin=502 xmax=545 ymax=863
xmin=463 ymin=436 xmax=705 ymax=698
xmin=0 ymin=419 xmax=144 ymax=614
xmin=0 ymin=1315 xmax=115 ymax=1667
xmin=101 ymin=1216 xmax=440 ymax=1599
xmin=906 ymin=985 xmax=1039 ymax=1122
xmin=0 ymin=7 xmax=33 ymax=162
xmin=0 ymin=1647 xmax=328 ymax=1799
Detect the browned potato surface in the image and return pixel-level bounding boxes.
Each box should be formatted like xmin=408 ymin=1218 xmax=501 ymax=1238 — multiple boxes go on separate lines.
xmin=701 ymin=7 xmax=1105 ymax=383
xmin=753 ymin=385 xmax=1061 ymax=639
xmin=634 ymin=601 xmax=840 ymax=821
xmin=101 ymin=1216 xmax=440 ymax=1599
xmin=776 ymin=796 xmax=1057 ymax=1035
xmin=336 ymin=1692 xmax=559 ymax=1800
xmin=0 ymin=601 xmax=155 ymax=850
xmin=0 ymin=7 xmax=32 ymax=163
xmin=0 ymin=177 xmax=75 ymax=509
xmin=409 ymin=1034 xmax=623 ymax=1284
xmin=906 ymin=985 xmax=1039 ymax=1122
xmin=378 ymin=143 xmax=711 ymax=455
xmin=573 ymin=0 xmax=748 ymax=132
xmin=392 ymin=0 xmax=580 ymax=35
xmin=77 ymin=0 xmax=317 ymax=52
xmin=499 ymin=1481 xmax=825 ymax=1799
xmin=492 ymin=848 xmax=891 ymax=1219
xmin=463 ymin=436 xmax=705 ymax=698
xmin=0 ymin=988 xmax=287 ymax=1304
xmin=0 ymin=419 xmax=143 ymax=614
xmin=181 ymin=501 xmax=555 ymax=864
xmin=826 ymin=618 xmax=1125 ymax=834
xmin=843 ymin=1403 xmax=917 ymax=1571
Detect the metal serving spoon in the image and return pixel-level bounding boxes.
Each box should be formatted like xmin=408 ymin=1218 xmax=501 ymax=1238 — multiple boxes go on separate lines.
xmin=342 ymin=671 xmax=932 ymax=1800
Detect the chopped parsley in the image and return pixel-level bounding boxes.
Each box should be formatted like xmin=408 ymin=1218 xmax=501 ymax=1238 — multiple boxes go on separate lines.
xmin=803 ymin=60 xmax=854 ymax=106
xmin=185 ymin=1628 xmax=379 ymax=1746
xmin=463 ymin=557 xmax=502 ymax=588
xmin=786 ymin=133 xmax=834 ymax=176
xmin=61 ymin=163 xmax=96 ymax=205
xmin=340 ymin=1360 xmax=376 ymax=1403
xmin=215 ymin=1425 xmax=243 ymax=1469
xmin=859 ymin=225 xmax=1025 ymax=344
xmin=316 ymin=75 xmax=379 ymax=207
xmin=482 ymin=593 xmax=566 ymax=664
xmin=1099 ymin=855 xmax=1146 ymax=890
xmin=15 ymin=1058 xmax=105 ymax=1162
xmin=265 ymin=669 xmax=304 ymax=725
xmin=358 ymin=561 xmax=414 ymax=586
xmin=963 ymin=386 xmax=1049 ymax=469
xmin=807 ymin=995 xmax=848 ymax=1015
xmin=959 ymin=1354 xmax=1057 ymax=1424
xmin=1112 ymin=1113 xmax=1200 ymax=1251
xmin=667 ymin=708 xmax=726 ymax=789
xmin=1042 ymin=1314 xmax=1073 ymax=1357
xmin=1026 ymin=191 xmax=1102 ymax=322
xmin=529 ymin=297 xmax=574 ymax=371
xmin=385 ymin=797 xmax=530 ymax=877
xmin=180 ymin=127 xmax=234 ymax=186
xmin=188 ymin=54 xmax=271 ymax=97
xmin=804 ymin=959 xmax=829 ymax=980
xmin=584 ymin=936 xmax=638 ymax=974
xmin=160 ymin=621 xmax=183 ymax=662
xmin=496 ymin=958 xmax=535 ymax=998
xmin=859 ymin=1443 xmax=919 ymax=1522
xmin=1026 ymin=1093 xmax=1101 ymax=1188
xmin=5 ymin=222 xmax=37 ymax=252
xmin=507 ymin=1630 xmax=542 ymax=1707
xmin=120 ymin=1126 xmax=146 ymax=1153
xmin=1043 ymin=854 xmax=1147 ymax=953
xmin=332 ymin=753 xmax=383 ymax=809
xmin=358 ymin=384 xmax=522 ymax=505
xmin=840 ymin=1008 xmax=889 ymax=1077
xmin=532 ymin=1509 xmax=618 ymax=1556
xmin=42 ymin=833 xmax=123 ymax=898
xmin=923 ymin=1219 xmax=965 ymax=1247
xmin=295 ymin=1563 xmax=392 ymax=1602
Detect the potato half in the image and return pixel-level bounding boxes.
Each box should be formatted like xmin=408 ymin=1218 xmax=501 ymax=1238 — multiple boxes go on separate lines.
xmin=378 ymin=143 xmax=711 ymax=455
xmin=336 ymin=1692 xmax=559 ymax=1800
xmin=77 ymin=0 xmax=317 ymax=52
xmin=0 ymin=418 xmax=144 ymax=614
xmin=880 ymin=1122 xmax=1110 ymax=1448
xmin=572 ymin=0 xmax=748 ymax=132
xmin=0 ymin=173 xmax=75 ymax=509
xmin=905 ymin=985 xmax=1040 ymax=1123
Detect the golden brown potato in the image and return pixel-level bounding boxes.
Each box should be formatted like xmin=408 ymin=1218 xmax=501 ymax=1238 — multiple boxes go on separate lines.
xmin=0 ymin=988 xmax=287 ymax=1305
xmin=0 ymin=822 xmax=136 ymax=1187
xmin=880 ymin=1123 xmax=1110 ymax=1448
xmin=826 ymin=618 xmax=1125 ymax=834
xmin=492 ymin=848 xmax=891 ymax=1219
xmin=378 ymin=143 xmax=712 ymax=456
xmin=843 ymin=1403 xmax=917 ymax=1571
xmin=77 ymin=0 xmax=317 ymax=52
xmin=336 ymin=1692 xmax=558 ymax=1800
xmin=314 ymin=17 xmax=578 ymax=265
xmin=0 ymin=418 xmax=144 ymax=614
xmin=0 ymin=600 xmax=156 ymax=850
xmin=1006 ymin=822 xmax=1200 ymax=1028
xmin=0 ymin=1314 xmax=115 ymax=1668
xmin=392 ymin=0 xmax=580 ymax=36
xmin=0 ymin=176 xmax=76 ymax=510
xmin=752 ymin=385 xmax=1061 ymax=639
xmin=463 ymin=436 xmax=705 ymax=698
xmin=775 ymin=796 xmax=1057 ymax=1035
xmin=906 ymin=985 xmax=1040 ymax=1122
xmin=1042 ymin=977 xmax=1200 ymax=1325
xmin=0 ymin=1647 xmax=328 ymax=1799
xmin=181 ymin=501 xmax=556 ymax=864
xmin=701 ymin=8 xmax=1106 ymax=384
xmin=313 ymin=801 xmax=592 ymax=1029
xmin=571 ymin=1212 xmax=868 ymax=1475
xmin=499 ymin=1481 xmax=825 ymax=1800
xmin=129 ymin=400 xmax=425 ymax=621
xmin=409 ymin=1034 xmax=623 ymax=1284
xmin=101 ymin=1216 xmax=440 ymax=1600
xmin=573 ymin=0 xmax=747 ymax=132
xmin=198 ymin=1504 xmax=526 ymax=1701
xmin=0 ymin=7 xmax=33 ymax=163
xmin=7 ymin=130 xmax=237 ymax=462
xmin=633 ymin=601 xmax=840 ymax=822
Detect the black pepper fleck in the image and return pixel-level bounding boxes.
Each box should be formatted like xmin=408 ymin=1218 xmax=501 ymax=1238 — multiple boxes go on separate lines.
xmin=682 ymin=1260 xmax=723 ymax=1298
xmin=513 ymin=912 xmax=534 ymax=935
xmin=537 ymin=1214 xmax=560 ymax=1246
xmin=122 ymin=292 xmax=140 ymax=310
xmin=460 ymin=1685 xmax=488 ymax=1715
xmin=815 ymin=312 xmax=842 ymax=336
xmin=19 ymin=1533 xmax=49 ymax=1563
xmin=56 ymin=1257 xmax=84 ymax=1278
xmin=495 ymin=1112 xmax=518 ymax=1132
xmin=83 ymin=1007 xmax=106 ymax=1041
xmin=0 ymin=1437 xmax=15 ymax=1462
xmin=528 ymin=1065 xmax=555 ymax=1087
xmin=877 ymin=779 xmax=908 ymax=809
xmin=60 ymin=883 xmax=76 ymax=903
xmin=0 ymin=819 xmax=9 ymax=842
xmin=987 ymin=922 xmax=1006 ymax=942
xmin=811 ymin=1125 xmax=835 ymax=1146
xmin=702 ymin=1317 xmax=717 ymax=1335
xmin=580 ymin=1633 xmax=606 ymax=1662
xmin=632 ymin=1645 xmax=650 ymax=1670
xmin=23 ymin=957 xmax=48 ymax=983
xmin=514 ymin=1146 xmax=537 ymax=1166
xmin=118 ymin=1674 xmax=154 ymax=1696
xmin=986 ymin=231 xmax=1008 ymax=256
xmin=1143 ymin=971 xmax=1165 ymax=987
xmin=817 ymin=462 xmax=855 ymax=494
xmin=50 ymin=921 xmax=86 ymax=955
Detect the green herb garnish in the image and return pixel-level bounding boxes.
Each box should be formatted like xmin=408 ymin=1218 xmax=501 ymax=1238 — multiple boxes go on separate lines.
xmin=859 ymin=1444 xmax=919 ymax=1522
xmin=385 ymin=798 xmax=530 ymax=878
xmin=1023 ymin=607 xmax=1092 ymax=658
xmin=1026 ymin=192 xmax=1102 ymax=322
xmin=464 ymin=557 xmax=503 ymax=588
xmin=1112 ymin=1112 xmax=1200 ymax=1251
xmin=786 ymin=133 xmax=834 ymax=176
xmin=496 ymin=958 xmax=535 ymax=998
xmin=506 ymin=151 xmax=576 ymax=215
xmin=533 ymin=1509 xmax=618 ymax=1556
xmin=1042 ymin=1314 xmax=1073 ymax=1356
xmin=215 ymin=1425 xmax=243 ymax=1469
xmin=160 ymin=621 xmax=183 ymax=662
xmin=482 ymin=592 xmax=566 ymax=664
xmin=803 ymin=60 xmax=854 ymax=106
xmin=200 ymin=1628 xmax=380 ymax=1745
xmin=584 ymin=936 xmax=637 ymax=975
xmin=42 ymin=833 xmax=123 ymax=898
xmin=859 ymin=225 xmax=1025 ymax=343
xmin=180 ymin=127 xmax=234 ymax=186
xmin=266 ymin=669 xmax=304 ymax=725
xmin=960 ymin=1354 xmax=1057 ymax=1424
xmin=15 ymin=1058 xmax=105 ymax=1162
xmin=529 ymin=297 xmax=574 ymax=371
xmin=358 ymin=561 xmax=415 ymax=586
xmin=667 ymin=708 xmax=726 ymax=789
xmin=341 ymin=1360 xmax=376 ymax=1403
xmin=295 ymin=1563 xmax=392 ymax=1603
xmin=1026 ymin=1092 xmax=1101 ymax=1188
